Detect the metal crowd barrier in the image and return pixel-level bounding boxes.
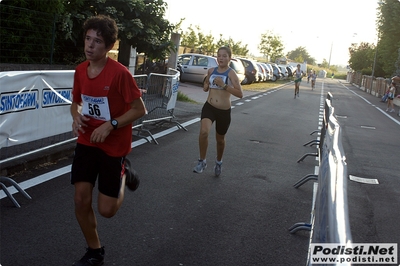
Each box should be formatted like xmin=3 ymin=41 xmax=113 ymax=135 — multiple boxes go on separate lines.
xmin=296 ymin=93 xmax=332 ymax=162
xmin=1 ymin=69 xmax=187 ymax=207
xmin=132 ymin=69 xmax=187 ymax=144
xmin=294 ymin=92 xmax=332 ymax=187
xmin=289 ymin=92 xmax=353 ymax=265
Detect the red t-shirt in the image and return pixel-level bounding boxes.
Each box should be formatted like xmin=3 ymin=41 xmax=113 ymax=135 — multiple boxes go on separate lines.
xmin=72 ymin=58 xmax=141 ymax=157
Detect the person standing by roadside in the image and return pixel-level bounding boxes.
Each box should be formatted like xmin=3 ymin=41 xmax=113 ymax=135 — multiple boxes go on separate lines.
xmin=293 ymin=64 xmax=304 ymax=98
xmin=386 ymin=82 xmax=396 ymax=112
xmin=70 ymin=15 xmax=146 ymax=266
xmin=193 ymin=46 xmax=243 ymax=177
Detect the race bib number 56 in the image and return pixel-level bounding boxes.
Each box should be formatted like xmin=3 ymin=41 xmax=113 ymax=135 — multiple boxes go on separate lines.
xmin=81 ymin=94 xmax=111 ymax=121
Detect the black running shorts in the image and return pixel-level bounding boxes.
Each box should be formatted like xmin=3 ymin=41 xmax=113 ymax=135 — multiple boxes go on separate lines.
xmin=201 ymin=101 xmax=231 ymax=135
xmin=71 ymin=143 xmax=125 ymax=198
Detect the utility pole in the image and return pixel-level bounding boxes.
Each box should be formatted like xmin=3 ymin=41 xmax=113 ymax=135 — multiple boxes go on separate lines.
xmin=328 ymin=42 xmax=333 ymax=68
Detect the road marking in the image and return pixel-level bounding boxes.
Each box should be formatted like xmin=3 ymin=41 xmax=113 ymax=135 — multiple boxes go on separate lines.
xmin=360 ymin=125 xmax=376 ymax=129
xmin=1 ymin=85 xmax=290 ymax=199
xmin=339 ymin=82 xmax=400 ymax=126
xmin=349 ymin=175 xmax=379 ymax=184
xmin=0 ymin=118 xmax=201 ymax=199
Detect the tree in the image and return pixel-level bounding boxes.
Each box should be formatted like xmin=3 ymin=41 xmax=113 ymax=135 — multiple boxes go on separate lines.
xmin=178 ymin=26 xmax=249 ymax=57
xmin=76 ymin=0 xmax=175 ymax=66
xmin=393 ymin=48 xmax=400 ymax=77
xmin=320 ymin=59 xmax=329 ymax=69
xmin=348 ymin=42 xmax=375 ymax=74
xmin=230 ymin=41 xmax=248 ymax=57
xmin=375 ymin=0 xmax=400 ymax=76
xmin=258 ymin=31 xmax=284 ymax=63
xmin=1 ymin=0 xmax=175 ymax=66
xmin=200 ymin=32 xmax=216 ymax=55
xmin=180 ymin=24 xmax=199 ymax=53
xmin=286 ymin=46 xmax=316 ymax=65
xmin=0 ymin=0 xmax=66 ymax=64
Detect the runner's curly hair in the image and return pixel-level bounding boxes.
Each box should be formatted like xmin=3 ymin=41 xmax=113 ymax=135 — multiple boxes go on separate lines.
xmin=83 ymin=15 xmax=118 ymax=48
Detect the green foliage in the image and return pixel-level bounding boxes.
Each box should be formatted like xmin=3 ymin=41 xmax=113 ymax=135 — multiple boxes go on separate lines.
xmin=69 ymin=0 xmax=175 ymax=61
xmin=348 ymin=42 xmax=375 ymax=75
xmin=376 ymin=0 xmax=400 ymax=77
xmin=320 ymin=59 xmax=329 ymax=69
xmin=394 ymin=48 xmax=400 ymax=76
xmin=286 ymin=46 xmax=316 ymax=65
xmin=177 ymin=91 xmax=196 ymax=103
xmin=180 ymin=24 xmax=199 ymax=52
xmin=179 ymin=26 xmax=249 ymax=56
xmin=1 ymin=0 xmax=175 ymax=65
xmin=348 ymin=0 xmax=400 ymax=77
xmin=258 ymin=31 xmax=284 ymax=62
xmin=0 ymin=2 xmax=59 ymax=64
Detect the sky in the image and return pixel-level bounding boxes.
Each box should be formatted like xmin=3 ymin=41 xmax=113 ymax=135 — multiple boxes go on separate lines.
xmin=164 ymin=0 xmax=381 ymax=66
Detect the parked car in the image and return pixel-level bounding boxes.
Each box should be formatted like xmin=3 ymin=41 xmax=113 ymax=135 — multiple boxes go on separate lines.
xmin=177 ymin=53 xmax=218 ymax=84
xmin=238 ymin=58 xmax=258 ymax=84
xmin=264 ymin=63 xmax=274 ymax=81
xmin=256 ymin=62 xmax=266 ymax=82
xmin=177 ymin=53 xmax=246 ymax=86
xmin=270 ymin=63 xmax=282 ymax=82
xmin=229 ymin=58 xmax=246 ymax=85
xmin=286 ymin=65 xmax=295 ymax=77
xmin=278 ymin=65 xmax=289 ymax=79
xmin=259 ymin=63 xmax=272 ymax=81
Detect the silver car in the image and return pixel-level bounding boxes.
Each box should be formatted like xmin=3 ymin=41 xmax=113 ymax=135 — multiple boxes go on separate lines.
xmin=230 ymin=58 xmax=246 ymax=85
xmin=177 ymin=53 xmax=218 ymax=84
xmin=177 ymin=53 xmax=245 ymax=85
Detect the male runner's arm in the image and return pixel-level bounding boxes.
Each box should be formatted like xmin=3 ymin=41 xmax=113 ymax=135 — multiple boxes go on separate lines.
xmin=90 ymin=97 xmax=146 ymax=143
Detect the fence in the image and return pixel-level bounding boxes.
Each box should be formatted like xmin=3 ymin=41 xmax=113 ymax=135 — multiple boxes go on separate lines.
xmin=0 ymin=68 xmax=186 ymax=207
xmin=0 ymin=5 xmax=57 ymax=64
xmin=346 ymin=72 xmax=397 ymax=98
xmin=289 ymin=92 xmax=353 ymax=265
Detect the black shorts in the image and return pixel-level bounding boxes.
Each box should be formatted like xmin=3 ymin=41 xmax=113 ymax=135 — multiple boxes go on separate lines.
xmin=201 ymin=101 xmax=231 ymax=135
xmin=70 ymin=143 xmax=125 ymax=198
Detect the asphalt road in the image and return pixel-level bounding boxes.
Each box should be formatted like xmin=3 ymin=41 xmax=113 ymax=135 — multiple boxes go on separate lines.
xmin=1 ymin=78 xmax=399 ymax=265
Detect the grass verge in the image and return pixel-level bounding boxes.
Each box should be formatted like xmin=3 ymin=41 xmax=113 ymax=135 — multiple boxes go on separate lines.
xmin=242 ymin=79 xmax=291 ymax=91
xmin=177 ymin=91 xmax=197 ymax=103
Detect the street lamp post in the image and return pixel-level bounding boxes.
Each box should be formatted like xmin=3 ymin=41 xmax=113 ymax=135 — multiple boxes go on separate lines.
xmin=371 ymin=1 xmax=383 ymax=91
xmin=371 ymin=37 xmax=379 ymax=91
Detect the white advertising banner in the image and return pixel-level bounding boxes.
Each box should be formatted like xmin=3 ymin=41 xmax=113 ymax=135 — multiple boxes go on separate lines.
xmin=167 ymin=77 xmax=179 ymax=111
xmin=0 ymin=70 xmax=74 ymax=148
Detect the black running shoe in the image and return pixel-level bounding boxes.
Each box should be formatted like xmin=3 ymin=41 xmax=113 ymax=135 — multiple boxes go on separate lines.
xmin=124 ymin=158 xmax=140 ymax=191
xmin=73 ymin=247 xmax=104 ymax=266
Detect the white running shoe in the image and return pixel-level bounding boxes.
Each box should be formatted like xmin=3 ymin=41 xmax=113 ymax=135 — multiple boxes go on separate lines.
xmin=193 ymin=160 xmax=207 ymax=173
